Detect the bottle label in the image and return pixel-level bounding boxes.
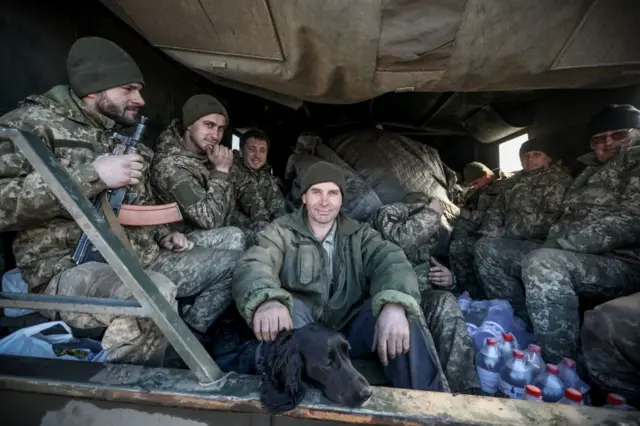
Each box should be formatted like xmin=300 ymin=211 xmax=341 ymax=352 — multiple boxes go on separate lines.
xmin=479 ymin=321 xmax=505 ymax=340
xmin=476 ymin=366 xmax=500 ymax=394
xmin=499 ymin=379 xmax=525 ymax=399
xmin=466 ymin=323 xmax=479 ymax=336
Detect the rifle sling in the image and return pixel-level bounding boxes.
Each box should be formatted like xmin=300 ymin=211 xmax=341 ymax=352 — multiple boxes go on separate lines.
xmin=100 ymin=193 xmax=138 ymax=261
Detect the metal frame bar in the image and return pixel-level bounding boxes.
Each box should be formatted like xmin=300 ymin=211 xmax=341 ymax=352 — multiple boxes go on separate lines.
xmin=0 ymin=128 xmax=222 ymax=384
xmin=0 ymin=292 xmax=150 ymax=317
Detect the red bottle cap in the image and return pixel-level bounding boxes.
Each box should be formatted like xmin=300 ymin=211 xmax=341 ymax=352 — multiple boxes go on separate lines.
xmin=607 ymin=393 xmax=626 ymax=405
xmin=525 ymin=385 xmax=542 ymax=398
xmin=565 ymin=388 xmax=583 ymax=403
xmin=513 ymin=350 xmax=525 ymax=359
xmin=546 ymin=364 xmax=560 ymax=375
xmin=502 ymin=332 xmax=514 ymax=342
xmin=562 ymin=358 xmax=576 ymax=368
xmin=486 ymin=337 xmax=498 ymax=346
xmin=528 ymin=344 xmax=541 ymax=354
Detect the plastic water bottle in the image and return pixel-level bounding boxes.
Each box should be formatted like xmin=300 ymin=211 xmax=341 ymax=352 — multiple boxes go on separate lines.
xmin=511 ymin=316 xmax=533 ymax=349
xmin=457 ymin=291 xmax=472 ymax=313
xmin=465 ymin=301 xmax=489 ymax=338
xmin=475 ymin=337 xmax=504 ymax=396
xmin=557 ymin=358 xmax=580 ymax=388
xmin=522 ymin=384 xmax=543 ymax=402
xmin=525 ymin=344 xmax=545 ymax=379
xmin=499 ymin=349 xmax=532 ymax=399
xmin=472 ymin=301 xmax=514 ymax=351
xmin=558 ymin=388 xmax=584 ymax=406
xmin=602 ymin=393 xmax=636 ymax=411
xmin=499 ymin=332 xmax=516 ymax=360
xmin=531 ymin=363 xmax=565 ymax=402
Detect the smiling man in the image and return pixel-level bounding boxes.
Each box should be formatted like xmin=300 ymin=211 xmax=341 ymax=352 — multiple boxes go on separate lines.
xmin=228 ymin=128 xmax=285 ymax=232
xmin=232 ymin=161 xmax=449 ymax=392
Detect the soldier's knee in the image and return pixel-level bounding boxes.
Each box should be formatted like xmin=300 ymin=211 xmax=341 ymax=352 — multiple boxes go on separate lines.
xmin=522 ymin=249 xmax=568 ymax=286
xmin=226 ymin=226 xmax=246 ymax=250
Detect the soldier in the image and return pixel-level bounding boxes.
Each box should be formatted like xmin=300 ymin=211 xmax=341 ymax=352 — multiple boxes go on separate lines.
xmin=151 ymin=94 xmax=246 ymax=249
xmin=228 ymin=129 xmax=285 ymax=232
xmin=448 ymin=162 xmax=516 ymax=298
xmin=581 ymin=292 xmax=640 ymax=405
xmin=515 ymin=105 xmax=640 ymax=363
xmin=0 ymin=37 xmax=242 ymax=364
xmin=371 ymin=192 xmax=479 ymax=393
xmin=233 ymin=161 xmax=450 ymax=392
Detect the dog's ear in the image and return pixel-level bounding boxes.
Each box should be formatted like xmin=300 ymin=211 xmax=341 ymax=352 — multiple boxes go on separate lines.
xmin=260 ymin=331 xmax=307 ymax=413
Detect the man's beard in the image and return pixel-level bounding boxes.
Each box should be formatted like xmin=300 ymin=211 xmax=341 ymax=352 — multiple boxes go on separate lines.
xmin=96 ymin=92 xmax=137 ymax=126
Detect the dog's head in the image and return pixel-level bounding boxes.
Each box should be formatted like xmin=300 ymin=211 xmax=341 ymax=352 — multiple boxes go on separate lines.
xmin=259 ymin=323 xmax=373 ymax=413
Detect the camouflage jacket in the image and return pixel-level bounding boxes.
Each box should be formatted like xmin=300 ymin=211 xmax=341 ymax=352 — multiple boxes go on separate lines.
xmin=482 ymin=162 xmax=573 ymax=242
xmin=0 ymin=85 xmax=169 ymax=290
xmin=462 ymin=174 xmax=519 ymax=228
xmin=232 ymin=208 xmax=423 ymax=331
xmin=230 ymin=152 xmax=285 ymax=223
xmin=545 ymin=148 xmax=640 ymax=264
xmin=371 ymin=201 xmax=441 ymax=265
xmin=150 ymin=119 xmax=235 ymax=231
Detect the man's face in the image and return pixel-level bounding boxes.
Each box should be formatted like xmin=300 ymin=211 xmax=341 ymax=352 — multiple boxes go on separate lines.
xmin=186 ymin=113 xmax=227 ymax=154
xmin=472 ymin=171 xmax=495 ymax=189
xmin=94 ymin=83 xmax=145 ymax=125
xmin=520 ymin=150 xmax=552 ymax=172
xmin=243 ymin=137 xmax=269 ymax=170
xmin=591 ymin=128 xmax=635 ymax=163
xmin=302 ymin=182 xmax=342 ymax=225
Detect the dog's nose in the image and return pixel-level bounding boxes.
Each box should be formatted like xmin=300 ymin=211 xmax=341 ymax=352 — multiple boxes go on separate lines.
xmin=359 ymin=387 xmax=373 ymax=401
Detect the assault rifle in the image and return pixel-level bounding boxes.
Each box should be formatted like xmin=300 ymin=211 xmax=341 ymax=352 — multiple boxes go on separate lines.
xmin=72 ymin=116 xmax=148 ymax=264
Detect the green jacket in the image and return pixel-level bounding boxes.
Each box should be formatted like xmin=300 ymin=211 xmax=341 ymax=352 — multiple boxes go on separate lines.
xmin=232 ymin=208 xmax=423 ymax=331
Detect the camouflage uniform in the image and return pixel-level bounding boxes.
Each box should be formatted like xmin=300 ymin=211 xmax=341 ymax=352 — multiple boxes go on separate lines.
xmin=581 ymin=292 xmax=640 ymax=402
xmin=477 ymin=150 xmax=640 ymax=363
xmin=421 ymin=290 xmax=480 ymax=394
xmin=228 ymin=152 xmax=286 ymax=229
xmin=0 ymin=86 xmax=241 ymax=363
xmin=448 ymin=175 xmax=517 ymax=298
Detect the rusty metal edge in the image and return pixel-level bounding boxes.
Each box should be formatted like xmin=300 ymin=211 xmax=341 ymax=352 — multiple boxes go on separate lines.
xmin=0 ymin=356 xmax=638 ymax=426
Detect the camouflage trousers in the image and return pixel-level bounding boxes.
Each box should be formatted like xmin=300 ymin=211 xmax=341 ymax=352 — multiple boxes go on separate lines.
xmin=226 ymin=210 xmax=259 ymax=248
xmin=422 ymin=290 xmax=480 ymax=394
xmin=42 ymin=229 xmax=244 ymax=366
xmin=449 ymin=219 xmax=485 ymax=298
xmin=475 ymin=237 xmax=640 ymax=363
xmin=581 ymin=292 xmax=640 ymax=402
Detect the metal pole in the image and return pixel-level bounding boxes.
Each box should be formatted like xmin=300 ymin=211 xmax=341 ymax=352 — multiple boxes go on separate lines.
xmin=0 ymin=128 xmax=223 ymax=384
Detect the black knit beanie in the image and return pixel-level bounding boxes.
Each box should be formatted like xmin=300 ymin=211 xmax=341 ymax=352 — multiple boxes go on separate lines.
xmin=301 ymin=162 xmax=346 ymax=195
xmin=182 ymin=94 xmax=228 ymax=127
xmin=519 ymin=137 xmax=553 ymax=159
xmin=588 ymin=104 xmax=640 ymax=136
xmin=67 ymin=37 xmax=144 ymax=97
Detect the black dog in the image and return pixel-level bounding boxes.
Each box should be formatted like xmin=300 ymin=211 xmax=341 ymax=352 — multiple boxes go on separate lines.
xmin=258 ymin=323 xmax=373 ymax=413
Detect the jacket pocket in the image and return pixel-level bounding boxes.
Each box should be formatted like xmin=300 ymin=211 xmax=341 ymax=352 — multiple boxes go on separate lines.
xmin=297 ymin=242 xmax=317 ymax=285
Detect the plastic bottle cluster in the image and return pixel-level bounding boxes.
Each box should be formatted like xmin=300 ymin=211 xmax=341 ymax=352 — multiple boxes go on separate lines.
xmin=459 ymin=292 xmax=636 ymax=410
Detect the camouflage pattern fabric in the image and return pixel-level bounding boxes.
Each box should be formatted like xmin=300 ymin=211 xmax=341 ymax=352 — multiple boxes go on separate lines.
xmin=0 ymin=85 xmax=170 ymax=291
xmin=460 ymin=174 xmax=519 ymax=228
xmin=150 ymin=243 xmax=244 ymax=333
xmin=150 ymin=119 xmax=235 ymax=231
xmin=522 ymin=248 xmax=640 ymax=363
xmin=41 ymin=262 xmax=178 ymax=366
xmin=229 ymin=152 xmax=285 ymax=226
xmin=474 ymin=238 xmax=541 ymax=325
xmin=544 ymin=148 xmax=640 ymax=265
xmin=422 ymin=290 xmax=480 ymax=394
xmin=448 ymin=225 xmax=483 ymax=298
xmin=371 ymin=201 xmax=441 ymax=265
xmin=481 ymin=163 xmax=573 ymax=241
xmin=581 ymin=292 xmax=640 ymax=402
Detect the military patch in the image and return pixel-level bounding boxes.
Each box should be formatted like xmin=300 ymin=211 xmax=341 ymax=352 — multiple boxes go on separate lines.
xmin=173 ymin=181 xmax=202 ymax=207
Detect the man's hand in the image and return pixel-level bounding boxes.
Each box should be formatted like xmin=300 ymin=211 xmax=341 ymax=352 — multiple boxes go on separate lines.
xmin=160 ymin=232 xmax=194 ymax=252
xmin=373 ymin=303 xmax=410 ymax=366
xmin=252 ymin=300 xmax=292 ymax=342
xmin=206 ymin=145 xmax=233 ymax=173
xmin=429 ymin=257 xmax=454 ymax=288
xmin=92 ymin=153 xmax=144 ymax=188
xmin=428 ymin=198 xmax=444 ymax=215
